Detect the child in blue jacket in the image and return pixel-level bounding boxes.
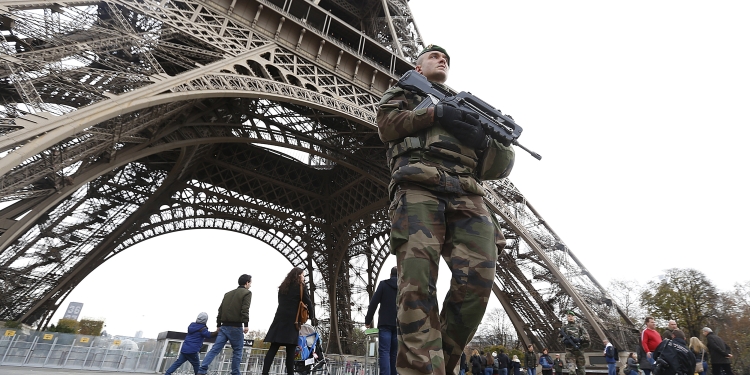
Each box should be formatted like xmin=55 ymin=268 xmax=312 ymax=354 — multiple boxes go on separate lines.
xmin=165 ymin=312 xmax=216 ymax=375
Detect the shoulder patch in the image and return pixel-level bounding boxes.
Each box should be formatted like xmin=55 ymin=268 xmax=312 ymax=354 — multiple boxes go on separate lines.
xmin=379 ymin=86 xmax=405 ymax=105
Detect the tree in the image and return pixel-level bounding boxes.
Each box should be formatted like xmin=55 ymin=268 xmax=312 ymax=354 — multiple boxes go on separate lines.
xmin=476 ymin=308 xmax=518 ymax=348
xmin=49 ymin=318 xmax=79 ymax=333
xmin=78 ymin=319 xmax=104 ymax=336
xmin=607 ymin=279 xmax=645 ymax=324
xmin=640 ymin=268 xmax=719 ymax=338
xmin=712 ymin=282 xmax=750 ymax=374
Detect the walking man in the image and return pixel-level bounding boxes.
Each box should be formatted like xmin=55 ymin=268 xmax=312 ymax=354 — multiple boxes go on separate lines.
xmin=198 ymin=274 xmax=252 ymax=375
xmin=377 ymin=44 xmax=515 ymax=375
xmin=561 ymin=311 xmax=589 ymax=375
xmin=640 ymin=316 xmax=662 ymax=375
xmin=703 ymin=327 xmax=734 ymax=375
xmin=365 ymin=267 xmax=399 ymax=375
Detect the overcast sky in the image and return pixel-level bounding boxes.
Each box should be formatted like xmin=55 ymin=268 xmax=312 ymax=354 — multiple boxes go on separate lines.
xmin=47 ymin=0 xmax=750 ymax=339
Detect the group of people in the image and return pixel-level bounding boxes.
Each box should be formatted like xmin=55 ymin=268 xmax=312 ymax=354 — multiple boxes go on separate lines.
xmin=466 ymin=349 xmax=520 ymax=375
xmin=165 ymin=269 xmax=315 ymax=375
xmin=637 ymin=317 xmax=734 ymax=375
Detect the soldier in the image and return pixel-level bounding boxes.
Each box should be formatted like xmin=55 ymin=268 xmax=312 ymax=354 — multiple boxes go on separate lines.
xmin=561 ymin=311 xmax=589 ymax=375
xmin=376 ymin=44 xmax=515 ymax=375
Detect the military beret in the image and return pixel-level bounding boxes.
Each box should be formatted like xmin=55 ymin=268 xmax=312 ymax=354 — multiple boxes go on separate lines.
xmin=417 ymin=44 xmax=450 ymax=66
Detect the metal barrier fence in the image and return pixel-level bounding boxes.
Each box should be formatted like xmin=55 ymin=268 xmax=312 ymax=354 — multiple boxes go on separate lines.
xmin=1 ymin=329 xmax=378 ymax=375
xmin=0 ymin=330 xmax=158 ymax=372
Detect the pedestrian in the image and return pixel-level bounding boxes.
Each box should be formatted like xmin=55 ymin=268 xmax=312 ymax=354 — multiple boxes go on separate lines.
xmin=460 ymin=351 xmax=468 ymax=375
xmin=702 ymin=327 xmax=734 ymax=375
xmin=496 ymin=349 xmax=510 ymax=375
xmin=164 ymin=312 xmax=217 ymax=375
xmin=662 ymin=320 xmax=678 ymax=340
xmin=365 ymin=266 xmax=398 ymax=375
xmin=485 ymin=352 xmax=495 ymax=375
xmin=603 ymin=339 xmax=616 ymax=375
xmin=688 ymin=336 xmax=707 ymax=375
xmin=640 ymin=316 xmax=662 ymax=375
xmin=261 ymin=267 xmax=315 ymax=375
xmin=197 ymin=274 xmax=253 ymax=375
xmin=377 ymin=43 xmax=515 ymax=375
xmin=625 ymin=353 xmax=638 ymax=375
xmin=471 ymin=349 xmax=483 ymax=375
xmin=653 ymin=329 xmax=695 ymax=375
xmin=510 ymin=355 xmax=521 ymax=375
xmin=561 ymin=311 xmax=589 ymax=375
xmin=552 ymin=354 xmax=563 ymax=375
xmin=525 ymin=345 xmax=537 ymax=375
xmin=538 ymin=348 xmax=553 ymax=375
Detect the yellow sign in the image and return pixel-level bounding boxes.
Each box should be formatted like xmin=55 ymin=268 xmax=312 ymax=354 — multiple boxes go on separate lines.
xmin=113 ymin=340 xmax=122 ymax=345
xmin=80 ymin=337 xmax=90 ymax=343
xmin=4 ymin=330 xmax=15 ymax=337
xmin=43 ymin=334 xmax=54 ymax=340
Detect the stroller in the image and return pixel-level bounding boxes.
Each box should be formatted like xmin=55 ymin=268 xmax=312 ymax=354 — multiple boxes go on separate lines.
xmin=294 ymin=324 xmax=328 ymax=375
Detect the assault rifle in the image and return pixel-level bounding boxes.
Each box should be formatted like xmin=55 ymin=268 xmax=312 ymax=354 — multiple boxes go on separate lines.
xmin=396 ymin=70 xmax=542 ymax=160
xmin=560 ymin=327 xmax=581 ymax=350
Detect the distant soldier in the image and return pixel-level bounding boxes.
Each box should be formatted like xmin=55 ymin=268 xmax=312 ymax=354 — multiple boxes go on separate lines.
xmin=560 ymin=311 xmax=589 ymax=375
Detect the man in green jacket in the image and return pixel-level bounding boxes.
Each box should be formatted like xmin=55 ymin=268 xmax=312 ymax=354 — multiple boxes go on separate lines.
xmin=377 ymin=44 xmax=515 ymax=375
xmin=198 ymin=274 xmax=252 ymax=375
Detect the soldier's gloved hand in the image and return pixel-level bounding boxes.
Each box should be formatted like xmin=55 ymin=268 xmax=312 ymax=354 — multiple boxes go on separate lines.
xmin=435 ymin=104 xmax=487 ymax=149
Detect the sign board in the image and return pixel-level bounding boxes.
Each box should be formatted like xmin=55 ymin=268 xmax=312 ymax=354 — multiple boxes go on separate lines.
xmin=80 ymin=337 xmax=90 ymax=343
xmin=4 ymin=330 xmax=15 ymax=337
xmin=113 ymin=340 xmax=122 ymax=345
xmin=43 ymin=334 xmax=54 ymax=340
xmin=63 ymin=302 xmax=84 ymax=320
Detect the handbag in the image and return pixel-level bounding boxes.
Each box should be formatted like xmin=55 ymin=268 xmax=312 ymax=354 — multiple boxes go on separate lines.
xmin=295 ymin=282 xmax=309 ymax=330
xmin=694 ymin=349 xmax=704 ymax=373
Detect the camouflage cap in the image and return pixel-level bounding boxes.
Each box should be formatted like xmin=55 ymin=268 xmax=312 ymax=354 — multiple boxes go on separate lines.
xmin=566 ymin=310 xmax=576 ymax=316
xmin=417 ymin=44 xmax=450 ymax=66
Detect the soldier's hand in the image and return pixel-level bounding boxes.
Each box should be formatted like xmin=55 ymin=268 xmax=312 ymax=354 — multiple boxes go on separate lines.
xmin=436 ymin=104 xmax=487 ymax=149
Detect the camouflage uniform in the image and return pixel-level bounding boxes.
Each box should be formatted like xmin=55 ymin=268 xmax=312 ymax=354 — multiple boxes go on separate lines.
xmin=561 ymin=321 xmax=589 ymax=375
xmin=377 ymin=72 xmax=515 ymax=375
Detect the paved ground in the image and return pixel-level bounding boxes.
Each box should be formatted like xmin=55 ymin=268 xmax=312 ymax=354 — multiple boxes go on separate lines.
xmin=0 ymin=365 xmax=154 ymax=374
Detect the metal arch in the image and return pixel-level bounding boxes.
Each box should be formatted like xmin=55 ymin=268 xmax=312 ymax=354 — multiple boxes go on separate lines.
xmin=0 ymin=132 xmax=385 ymax=253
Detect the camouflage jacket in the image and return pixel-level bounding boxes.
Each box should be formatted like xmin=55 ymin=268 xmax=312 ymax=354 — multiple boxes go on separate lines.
xmin=376 ymin=84 xmax=515 ymax=198
xmin=562 ymin=321 xmax=590 ymax=348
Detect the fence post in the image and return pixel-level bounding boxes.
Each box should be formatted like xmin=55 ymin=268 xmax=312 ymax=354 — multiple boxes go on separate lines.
xmin=23 ymin=335 xmax=39 ymax=365
xmin=1 ymin=334 xmax=18 ymax=363
xmin=43 ymin=336 xmax=58 ymax=366
xmin=99 ymin=345 xmax=110 ymax=369
xmin=62 ymin=338 xmax=75 ymax=367
xmin=134 ymin=350 xmax=144 ymax=371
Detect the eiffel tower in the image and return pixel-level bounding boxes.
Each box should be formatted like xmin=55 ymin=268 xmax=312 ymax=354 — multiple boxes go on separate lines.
xmin=0 ymin=0 xmax=638 ymax=354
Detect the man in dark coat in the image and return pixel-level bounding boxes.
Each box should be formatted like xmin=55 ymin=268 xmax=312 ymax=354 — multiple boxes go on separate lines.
xmin=262 ymin=268 xmax=315 ymax=375
xmin=653 ymin=329 xmax=695 ymax=375
xmin=702 ymin=327 xmax=734 ymax=375
xmin=365 ymin=267 xmax=398 ymax=375
xmin=198 ymin=274 xmax=252 ymax=375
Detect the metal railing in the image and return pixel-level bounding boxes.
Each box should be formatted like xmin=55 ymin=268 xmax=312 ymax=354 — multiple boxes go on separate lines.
xmin=1 ymin=329 xmax=379 ymax=374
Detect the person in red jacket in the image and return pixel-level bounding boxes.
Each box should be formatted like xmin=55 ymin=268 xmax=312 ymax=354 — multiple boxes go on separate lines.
xmin=641 ymin=316 xmax=662 ymax=375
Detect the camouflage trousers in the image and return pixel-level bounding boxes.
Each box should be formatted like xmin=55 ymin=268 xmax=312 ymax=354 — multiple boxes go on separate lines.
xmin=564 ymin=349 xmax=585 ymax=375
xmin=389 ymin=186 xmax=500 ymax=375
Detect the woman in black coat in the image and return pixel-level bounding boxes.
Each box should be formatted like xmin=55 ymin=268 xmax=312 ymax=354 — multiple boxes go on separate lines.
xmin=262 ymin=267 xmax=315 ymax=375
